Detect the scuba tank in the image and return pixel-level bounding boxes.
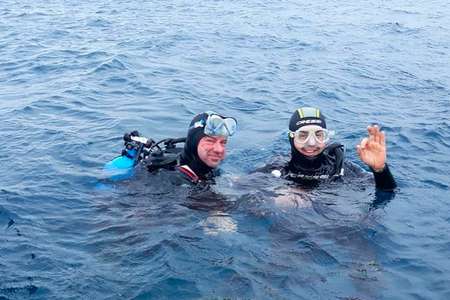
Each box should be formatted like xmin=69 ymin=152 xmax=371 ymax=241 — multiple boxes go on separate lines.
xmin=104 ymin=131 xmax=185 ymax=180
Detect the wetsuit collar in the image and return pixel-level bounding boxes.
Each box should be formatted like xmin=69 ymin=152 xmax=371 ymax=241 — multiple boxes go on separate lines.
xmin=179 ymin=151 xmax=214 ymax=180
xmin=177 ymin=165 xmax=200 ymax=183
xmin=288 ymin=147 xmax=325 ymax=174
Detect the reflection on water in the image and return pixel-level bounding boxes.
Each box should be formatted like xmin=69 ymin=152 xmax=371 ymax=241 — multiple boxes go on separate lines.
xmin=201 ymin=212 xmax=238 ymax=236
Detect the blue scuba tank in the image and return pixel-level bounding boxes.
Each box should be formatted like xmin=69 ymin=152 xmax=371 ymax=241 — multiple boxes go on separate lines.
xmin=103 ymin=148 xmax=137 ymax=180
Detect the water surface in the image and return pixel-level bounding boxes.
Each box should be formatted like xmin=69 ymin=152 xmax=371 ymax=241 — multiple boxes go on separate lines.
xmin=1 ymin=0 xmax=449 ymax=299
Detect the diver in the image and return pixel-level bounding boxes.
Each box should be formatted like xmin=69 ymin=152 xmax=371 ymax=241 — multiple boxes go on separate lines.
xmin=258 ymin=107 xmax=396 ymax=192
xmin=175 ymin=111 xmax=237 ymax=183
xmin=105 ymin=111 xmax=237 ymax=184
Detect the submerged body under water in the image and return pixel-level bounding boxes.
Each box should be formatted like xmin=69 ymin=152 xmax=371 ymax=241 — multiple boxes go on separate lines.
xmin=92 ymin=164 xmax=395 ymax=299
xmin=1 ymin=0 xmax=450 ymax=299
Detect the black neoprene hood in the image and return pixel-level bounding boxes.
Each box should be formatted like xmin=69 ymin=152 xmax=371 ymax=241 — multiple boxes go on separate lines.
xmin=289 ymin=107 xmax=327 ymax=132
xmin=179 ymin=112 xmax=213 ymax=178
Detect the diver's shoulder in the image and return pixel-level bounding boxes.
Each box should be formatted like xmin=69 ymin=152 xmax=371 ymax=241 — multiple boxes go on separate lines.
xmin=324 ymin=142 xmax=345 ymax=155
xmin=177 ymin=165 xmax=200 ymax=183
xmin=175 ymin=165 xmax=219 ymax=185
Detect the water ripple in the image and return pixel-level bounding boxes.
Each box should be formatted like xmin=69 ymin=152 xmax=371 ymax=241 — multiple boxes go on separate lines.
xmin=1 ymin=0 xmax=450 ymax=299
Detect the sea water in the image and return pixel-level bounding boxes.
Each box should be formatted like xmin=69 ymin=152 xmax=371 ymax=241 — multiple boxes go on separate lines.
xmin=1 ymin=0 xmax=449 ymax=299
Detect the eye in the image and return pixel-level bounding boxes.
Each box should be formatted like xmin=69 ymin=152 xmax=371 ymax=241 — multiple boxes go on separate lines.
xmin=315 ymin=130 xmax=324 ymax=139
xmin=298 ymin=132 xmax=309 ymax=140
xmin=202 ymin=137 xmax=216 ymax=144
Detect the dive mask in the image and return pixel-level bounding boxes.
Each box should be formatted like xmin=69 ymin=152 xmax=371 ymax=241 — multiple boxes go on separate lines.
xmin=291 ymin=126 xmax=333 ymax=144
xmin=192 ymin=113 xmax=237 ymax=137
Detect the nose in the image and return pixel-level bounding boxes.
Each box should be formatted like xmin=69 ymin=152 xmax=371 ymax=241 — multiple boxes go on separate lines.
xmin=306 ymin=135 xmax=317 ymax=146
xmin=212 ymin=141 xmax=225 ymax=154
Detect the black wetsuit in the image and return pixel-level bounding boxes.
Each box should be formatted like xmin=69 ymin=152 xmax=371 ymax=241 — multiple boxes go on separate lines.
xmin=258 ymin=143 xmax=396 ymax=191
xmin=174 ymin=163 xmax=218 ymax=185
xmin=142 ymin=152 xmax=218 ymax=185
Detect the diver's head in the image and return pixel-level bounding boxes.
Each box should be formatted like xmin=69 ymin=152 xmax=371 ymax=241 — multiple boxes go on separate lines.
xmin=181 ymin=112 xmax=237 ymax=176
xmin=289 ymin=107 xmax=330 ymax=158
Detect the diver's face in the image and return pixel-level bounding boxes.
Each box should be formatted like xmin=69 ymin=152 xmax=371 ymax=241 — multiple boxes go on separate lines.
xmin=197 ymin=135 xmax=227 ymax=168
xmin=293 ymin=125 xmax=327 ymax=157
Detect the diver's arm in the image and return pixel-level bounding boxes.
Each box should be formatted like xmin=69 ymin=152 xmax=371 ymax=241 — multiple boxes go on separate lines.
xmin=370 ymin=164 xmax=397 ymax=209
xmin=371 ymin=164 xmax=397 ymax=191
xmin=356 ymin=125 xmax=396 ymax=191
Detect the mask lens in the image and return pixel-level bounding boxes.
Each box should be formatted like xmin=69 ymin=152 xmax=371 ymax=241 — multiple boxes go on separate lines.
xmin=295 ymin=130 xmax=311 ymax=143
xmin=205 ymin=115 xmax=237 ymax=137
xmin=223 ymin=118 xmax=237 ymax=136
xmin=294 ymin=129 xmax=329 ymax=143
xmin=314 ymin=130 xmax=327 ymax=142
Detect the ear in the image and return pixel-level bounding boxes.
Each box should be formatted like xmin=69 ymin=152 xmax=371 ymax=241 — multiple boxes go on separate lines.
xmin=289 ymin=132 xmax=295 ymax=138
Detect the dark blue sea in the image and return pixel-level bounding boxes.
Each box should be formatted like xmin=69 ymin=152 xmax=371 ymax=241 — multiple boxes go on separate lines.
xmin=1 ymin=0 xmax=449 ymax=299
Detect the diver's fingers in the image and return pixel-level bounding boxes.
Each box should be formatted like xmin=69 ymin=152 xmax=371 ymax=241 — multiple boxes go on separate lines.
xmin=373 ymin=125 xmax=382 ymax=144
xmin=370 ymin=125 xmax=378 ymax=142
xmin=372 ymin=124 xmax=379 ymax=131
xmin=356 ymin=144 xmax=363 ymax=160
xmin=360 ymin=137 xmax=369 ymax=149
xmin=368 ymin=126 xmax=376 ymax=144
xmin=379 ymin=130 xmax=386 ymax=146
xmin=356 ymin=144 xmax=362 ymax=154
xmin=356 ymin=143 xmax=368 ymax=160
xmin=367 ymin=125 xmax=374 ymax=136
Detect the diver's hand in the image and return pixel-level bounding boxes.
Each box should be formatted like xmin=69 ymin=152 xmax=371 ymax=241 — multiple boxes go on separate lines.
xmin=356 ymin=125 xmax=387 ymax=172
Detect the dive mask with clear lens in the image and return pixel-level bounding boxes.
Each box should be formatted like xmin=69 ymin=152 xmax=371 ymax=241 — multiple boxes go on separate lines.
xmin=292 ymin=128 xmax=333 ymax=144
xmin=192 ymin=113 xmax=237 ymax=137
